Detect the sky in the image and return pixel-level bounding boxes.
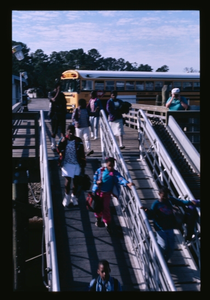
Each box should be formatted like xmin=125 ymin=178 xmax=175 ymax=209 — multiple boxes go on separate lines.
xmin=12 ymin=10 xmax=200 ymax=73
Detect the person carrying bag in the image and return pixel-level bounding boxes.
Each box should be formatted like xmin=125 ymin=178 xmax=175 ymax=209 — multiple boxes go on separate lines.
xmin=90 ymin=157 xmax=134 ymax=233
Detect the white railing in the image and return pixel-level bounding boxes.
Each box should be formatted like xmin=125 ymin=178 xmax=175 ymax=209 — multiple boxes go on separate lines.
xmin=136 ymin=109 xmax=200 ymax=270
xmin=167 ymin=115 xmax=200 ymax=173
xmin=99 ymin=109 xmax=176 ymax=291
xmin=39 ymin=110 xmax=60 ymax=291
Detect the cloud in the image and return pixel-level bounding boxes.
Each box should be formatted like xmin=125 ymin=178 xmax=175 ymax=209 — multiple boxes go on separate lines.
xmin=98 ymin=10 xmax=119 ymax=17
xmin=116 ymin=18 xmax=135 ymax=26
xmin=12 ymin=10 xmax=200 ymax=72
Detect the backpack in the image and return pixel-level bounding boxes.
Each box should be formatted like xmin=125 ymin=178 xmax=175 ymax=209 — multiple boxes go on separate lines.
xmin=78 ymin=173 xmax=92 ymax=191
xmin=119 ymin=101 xmax=132 ymax=114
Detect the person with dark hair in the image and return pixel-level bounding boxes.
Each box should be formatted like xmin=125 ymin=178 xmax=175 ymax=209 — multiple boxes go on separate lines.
xmin=140 ymin=185 xmax=199 ymax=262
xmin=57 ymin=124 xmax=86 ymax=206
xmin=88 ymin=260 xmax=122 ymax=291
xmin=72 ymin=98 xmax=94 ymax=156
xmin=92 ymin=157 xmax=134 ymax=233
xmin=106 ymin=90 xmax=125 ymax=149
xmin=49 ymin=81 xmax=66 ymax=150
xmin=87 ymin=90 xmax=103 ymax=140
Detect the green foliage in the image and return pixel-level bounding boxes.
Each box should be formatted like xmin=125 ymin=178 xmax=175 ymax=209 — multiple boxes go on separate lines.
xmin=12 ymin=41 xmax=169 ymax=97
xmin=156 ymin=65 xmax=169 ymax=72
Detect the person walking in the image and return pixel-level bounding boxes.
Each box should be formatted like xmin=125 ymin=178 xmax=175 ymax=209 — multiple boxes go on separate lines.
xmin=88 ymin=260 xmax=122 ymax=291
xmin=57 ymin=124 xmax=86 ymax=207
xmin=49 ymin=81 xmax=66 ymax=150
xmin=140 ymin=186 xmax=199 ymax=262
xmin=72 ymin=98 xmax=94 ymax=156
xmin=92 ymin=157 xmax=134 ymax=233
xmin=106 ymin=90 xmax=125 ymax=149
xmin=87 ymin=90 xmax=103 ymax=140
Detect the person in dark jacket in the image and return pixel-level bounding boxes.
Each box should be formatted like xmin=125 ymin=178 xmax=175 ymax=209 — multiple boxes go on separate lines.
xmin=50 ymin=81 xmax=66 ymax=150
xmin=57 ymin=124 xmax=86 ymax=206
xmin=106 ymin=91 xmax=125 ymax=149
xmin=141 ymin=186 xmax=199 ymax=262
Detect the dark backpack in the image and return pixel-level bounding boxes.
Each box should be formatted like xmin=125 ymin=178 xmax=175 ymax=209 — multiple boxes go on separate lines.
xmin=119 ymin=101 xmax=132 ymax=114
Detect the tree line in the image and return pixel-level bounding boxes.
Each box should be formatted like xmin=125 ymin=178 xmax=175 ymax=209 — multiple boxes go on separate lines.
xmin=13 ymin=40 xmax=187 ymax=97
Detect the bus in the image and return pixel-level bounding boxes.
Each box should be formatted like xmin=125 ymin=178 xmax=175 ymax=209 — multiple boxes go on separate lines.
xmin=60 ymin=70 xmax=200 ymax=112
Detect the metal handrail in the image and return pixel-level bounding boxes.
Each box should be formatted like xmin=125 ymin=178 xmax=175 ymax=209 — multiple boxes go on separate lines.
xmin=40 ymin=110 xmax=60 ymax=291
xmin=137 ymin=109 xmax=200 ymax=270
xmin=99 ymin=109 xmax=176 ymax=291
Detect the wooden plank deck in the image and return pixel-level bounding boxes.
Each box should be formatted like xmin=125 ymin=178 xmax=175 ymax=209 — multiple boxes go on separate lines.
xmin=49 ymin=158 xmax=145 ymax=291
xmin=12 ymin=99 xmax=200 ymax=291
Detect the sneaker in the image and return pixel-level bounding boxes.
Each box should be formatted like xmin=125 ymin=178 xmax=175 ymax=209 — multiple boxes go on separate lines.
xmin=62 ymin=194 xmax=71 ymax=207
xmin=51 ymin=144 xmax=56 ymax=151
xmin=93 ymin=137 xmax=98 ymax=140
xmin=70 ymin=193 xmax=78 ymax=206
xmin=86 ymin=149 xmax=94 ymax=156
xmin=91 ymin=132 xmax=94 ymax=138
xmin=120 ymin=146 xmax=125 ymax=150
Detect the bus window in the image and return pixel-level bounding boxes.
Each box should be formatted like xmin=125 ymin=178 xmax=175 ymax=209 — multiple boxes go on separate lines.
xmin=155 ymin=81 xmax=163 ymax=91
xmin=105 ymin=81 xmax=114 ymax=91
xmin=81 ymin=80 xmax=93 ymax=90
xmin=116 ymin=81 xmax=125 ymax=91
xmin=136 ymin=81 xmax=144 ymax=90
xmin=193 ymin=82 xmax=200 ymax=91
xmin=61 ymin=79 xmax=78 ymax=92
xmin=164 ymin=81 xmax=172 ymax=91
xmin=125 ymin=81 xmax=135 ymax=90
xmin=95 ymin=80 xmax=104 ymax=90
xmin=173 ymin=81 xmax=182 ymax=89
xmin=146 ymin=81 xmax=154 ymax=91
xmin=183 ymin=82 xmax=193 ymax=91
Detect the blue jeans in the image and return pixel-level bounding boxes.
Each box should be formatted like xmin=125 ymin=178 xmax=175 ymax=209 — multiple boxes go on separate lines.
xmin=156 ymin=229 xmax=175 ymax=262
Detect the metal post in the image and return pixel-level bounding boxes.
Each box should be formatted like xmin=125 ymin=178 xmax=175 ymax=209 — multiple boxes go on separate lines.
xmin=20 ymin=72 xmax=22 ymax=105
xmin=12 ymin=169 xmax=28 ymax=291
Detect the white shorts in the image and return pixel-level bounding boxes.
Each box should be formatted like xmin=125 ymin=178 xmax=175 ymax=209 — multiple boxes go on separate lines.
xmin=61 ymin=163 xmax=81 ymax=178
xmin=109 ymin=119 xmax=124 ymax=136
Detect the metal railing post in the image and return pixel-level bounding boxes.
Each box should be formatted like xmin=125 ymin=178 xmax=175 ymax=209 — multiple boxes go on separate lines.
xmin=39 ymin=110 xmax=60 ymax=291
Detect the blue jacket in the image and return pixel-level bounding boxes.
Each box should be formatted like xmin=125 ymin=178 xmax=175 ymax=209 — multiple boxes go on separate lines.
xmin=92 ymin=167 xmax=129 ymax=198
xmin=146 ymin=196 xmax=194 ymax=231
xmin=88 ymin=275 xmax=122 ymax=291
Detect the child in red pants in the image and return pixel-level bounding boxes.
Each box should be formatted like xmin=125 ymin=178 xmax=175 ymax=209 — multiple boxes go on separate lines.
xmin=92 ymin=157 xmax=134 ymax=233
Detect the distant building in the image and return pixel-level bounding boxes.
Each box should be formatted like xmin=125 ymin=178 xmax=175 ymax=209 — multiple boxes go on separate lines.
xmin=12 ymin=75 xmax=27 ymax=106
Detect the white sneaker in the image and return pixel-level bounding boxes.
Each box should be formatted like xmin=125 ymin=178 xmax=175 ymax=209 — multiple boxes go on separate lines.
xmin=91 ymin=132 xmax=94 ymax=138
xmin=62 ymin=193 xmax=71 ymax=207
xmin=93 ymin=137 xmax=98 ymax=140
xmin=51 ymin=138 xmax=56 ymax=151
xmin=70 ymin=193 xmax=78 ymax=206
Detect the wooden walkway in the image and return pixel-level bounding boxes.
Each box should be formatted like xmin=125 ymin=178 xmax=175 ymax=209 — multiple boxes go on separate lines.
xmin=12 ymin=99 xmax=200 ymax=291
xmin=50 ymin=158 xmax=145 ymax=291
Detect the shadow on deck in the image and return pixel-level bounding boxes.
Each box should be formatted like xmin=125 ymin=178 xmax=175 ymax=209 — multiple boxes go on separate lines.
xmin=49 ymin=159 xmax=142 ymax=291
